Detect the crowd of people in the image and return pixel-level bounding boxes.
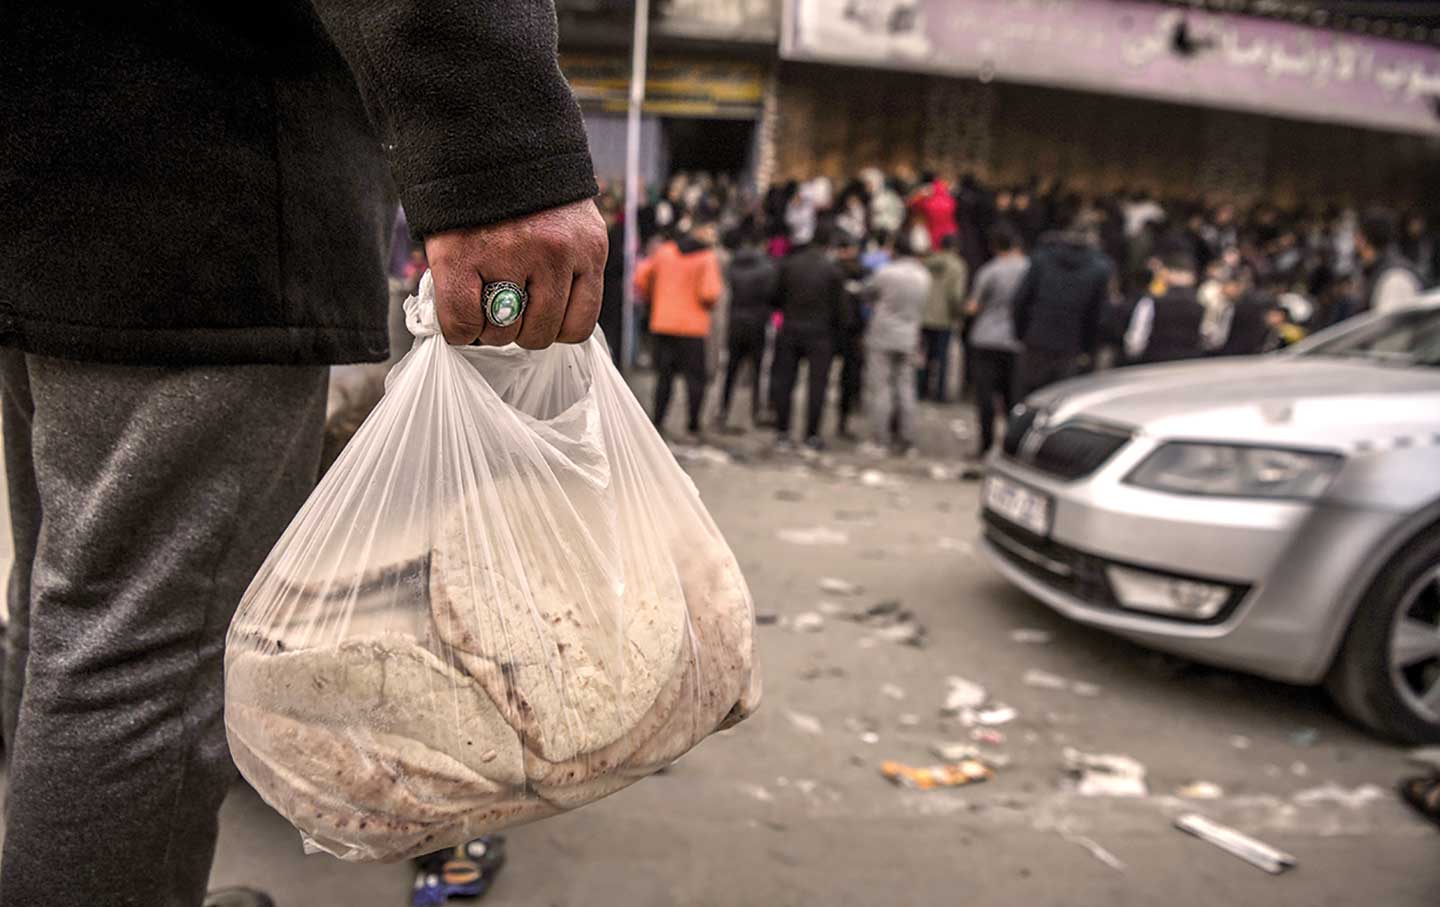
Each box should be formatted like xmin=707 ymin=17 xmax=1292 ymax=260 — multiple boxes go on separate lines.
xmin=608 ymin=168 xmax=1437 ymax=458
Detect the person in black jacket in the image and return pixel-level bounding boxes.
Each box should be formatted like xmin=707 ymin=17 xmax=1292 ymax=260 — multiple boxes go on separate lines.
xmin=719 ymin=226 xmax=780 ymax=431
xmin=772 ymin=222 xmax=846 ymax=450
xmin=0 ymin=4 xmax=606 ymax=906
xmin=1123 ymin=246 xmax=1205 ymax=364
xmin=1011 ymin=221 xmax=1114 ymax=398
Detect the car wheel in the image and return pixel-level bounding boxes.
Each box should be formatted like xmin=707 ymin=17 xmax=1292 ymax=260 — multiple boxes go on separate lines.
xmin=1327 ymin=528 xmax=1440 ymax=743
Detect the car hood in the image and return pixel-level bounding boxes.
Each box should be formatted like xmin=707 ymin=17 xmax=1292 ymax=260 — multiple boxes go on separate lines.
xmin=1034 ymin=357 xmax=1440 ymax=448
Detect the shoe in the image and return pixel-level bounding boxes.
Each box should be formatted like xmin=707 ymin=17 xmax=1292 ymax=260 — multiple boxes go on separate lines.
xmin=803 ymin=435 xmax=826 ymax=452
xmin=204 ymin=889 xmax=275 ymax=907
xmin=836 ymin=428 xmax=859 ymax=444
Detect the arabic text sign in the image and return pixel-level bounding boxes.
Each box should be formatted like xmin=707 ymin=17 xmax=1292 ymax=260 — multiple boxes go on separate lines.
xmin=783 ymin=0 xmax=1440 ymax=135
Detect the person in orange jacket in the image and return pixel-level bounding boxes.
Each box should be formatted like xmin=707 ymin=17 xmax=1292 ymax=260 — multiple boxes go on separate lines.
xmin=634 ymin=222 xmax=724 ymax=439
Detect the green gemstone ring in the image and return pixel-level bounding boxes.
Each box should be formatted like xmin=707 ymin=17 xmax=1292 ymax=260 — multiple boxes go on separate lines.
xmin=482 ymin=280 xmax=527 ymax=329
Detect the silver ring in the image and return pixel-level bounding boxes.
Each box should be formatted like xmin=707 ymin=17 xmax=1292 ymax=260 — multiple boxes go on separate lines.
xmin=482 ymin=281 xmax=527 ymax=329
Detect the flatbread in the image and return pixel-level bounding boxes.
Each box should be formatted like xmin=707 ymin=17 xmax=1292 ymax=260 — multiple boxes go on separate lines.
xmin=429 ymin=510 xmax=686 ymax=762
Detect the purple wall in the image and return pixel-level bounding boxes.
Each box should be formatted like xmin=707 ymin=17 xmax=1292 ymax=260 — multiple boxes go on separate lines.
xmin=783 ymin=0 xmax=1440 ymax=135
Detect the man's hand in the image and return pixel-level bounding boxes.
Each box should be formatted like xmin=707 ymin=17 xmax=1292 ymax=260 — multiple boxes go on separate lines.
xmin=424 ymin=199 xmax=608 ymax=348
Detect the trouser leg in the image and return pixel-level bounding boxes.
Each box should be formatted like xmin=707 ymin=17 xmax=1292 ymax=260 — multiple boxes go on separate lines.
xmin=865 ymin=347 xmax=893 ymax=443
xmin=972 ymin=348 xmax=998 ymax=455
xmin=771 ymin=332 xmax=801 ymax=437
xmin=747 ymin=334 xmax=764 ymax=424
xmin=895 ymin=350 xmax=918 ymax=444
xmin=997 ymin=351 xmax=1016 ymax=435
xmin=839 ymin=339 xmax=863 ymax=426
xmin=0 ymin=354 xmax=326 ymax=907
xmin=932 ymin=328 xmax=951 ymax=403
xmin=803 ymin=336 xmax=833 ymax=440
xmin=1 ymin=351 xmax=38 ymax=751
xmin=652 ymin=335 xmax=678 ymax=430
xmin=680 ymin=337 xmax=707 ymax=434
xmin=721 ymin=336 xmax=745 ymax=422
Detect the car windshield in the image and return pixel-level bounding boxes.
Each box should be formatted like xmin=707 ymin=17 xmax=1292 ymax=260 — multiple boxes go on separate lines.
xmin=1298 ymin=307 xmax=1440 ymax=368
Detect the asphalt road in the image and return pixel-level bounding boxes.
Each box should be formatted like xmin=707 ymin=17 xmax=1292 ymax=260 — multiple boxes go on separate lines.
xmin=204 ymin=415 xmax=1439 ymax=906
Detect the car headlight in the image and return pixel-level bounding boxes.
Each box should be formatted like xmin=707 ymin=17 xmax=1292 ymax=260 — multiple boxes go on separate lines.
xmin=1126 ymin=443 xmax=1342 ymax=499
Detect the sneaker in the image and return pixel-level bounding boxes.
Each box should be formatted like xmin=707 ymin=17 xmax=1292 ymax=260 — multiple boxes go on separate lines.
xmin=803 ymin=435 xmax=826 ymax=452
xmin=773 ymin=436 xmax=797 ymax=453
xmin=204 ymin=890 xmax=275 ymax=907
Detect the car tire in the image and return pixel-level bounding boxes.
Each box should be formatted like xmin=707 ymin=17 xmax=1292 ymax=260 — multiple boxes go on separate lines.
xmin=1326 ymin=527 xmax=1440 ymax=743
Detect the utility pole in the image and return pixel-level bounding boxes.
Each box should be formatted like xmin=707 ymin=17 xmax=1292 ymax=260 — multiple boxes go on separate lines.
xmin=621 ymin=0 xmax=650 ymax=373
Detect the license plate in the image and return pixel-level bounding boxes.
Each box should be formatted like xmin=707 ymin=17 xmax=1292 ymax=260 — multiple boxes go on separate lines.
xmin=983 ymin=475 xmax=1052 ymax=536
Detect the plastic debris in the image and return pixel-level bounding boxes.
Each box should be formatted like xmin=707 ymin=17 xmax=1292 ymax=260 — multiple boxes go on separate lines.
xmin=881 ymin=683 xmax=907 ymax=700
xmin=791 ymin=611 xmax=826 ymax=633
xmin=670 ymin=444 xmax=733 ymax=467
xmin=1009 ymin=629 xmax=1053 ymax=645
xmin=786 ymin=711 xmax=824 ymax=735
xmin=777 ymin=526 xmax=849 ymax=546
xmin=1176 ymin=781 xmax=1225 ymax=800
xmin=1174 ymin=814 xmax=1296 ymax=874
xmin=1023 ymin=669 xmax=1069 ymax=691
xmin=1292 ymin=783 xmax=1386 ymax=809
xmin=880 ymin=759 xmax=993 ymax=791
xmin=1229 ymin=734 xmax=1252 ymax=750
xmin=942 ymin=676 xmax=989 ymax=713
xmin=931 ymin=741 xmax=977 ymax=761
xmin=819 ymin=577 xmax=863 ymax=596
xmin=1290 ymin=727 xmax=1319 ymax=747
xmin=858 ymin=469 xmax=902 ymax=489
xmin=1064 ymin=832 xmax=1126 ymax=872
xmin=860 ymin=732 xmax=880 ymax=745
xmin=975 ymin=706 xmax=1018 ymax=726
xmin=898 ymin=713 xmax=922 ymax=727
xmin=1064 ymin=748 xmax=1148 ymax=798
xmin=854 ymin=601 xmax=928 ymax=647
xmin=971 ymin=727 xmax=1006 ymax=744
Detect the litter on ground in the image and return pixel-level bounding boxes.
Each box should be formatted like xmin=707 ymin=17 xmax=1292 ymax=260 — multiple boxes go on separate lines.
xmin=881 ymin=683 xmax=907 ymax=700
xmin=942 ymin=676 xmax=989 ymax=713
xmin=1063 ymin=748 xmax=1149 ymax=798
xmin=791 ymin=611 xmax=825 ymax=633
xmin=880 ymin=759 xmax=993 ymax=790
xmin=819 ymin=577 xmax=863 ymax=596
xmin=1176 ymin=781 xmax=1225 ymax=800
xmin=777 ymin=527 xmax=849 ymax=546
xmin=1292 ymin=782 xmax=1387 ymax=809
xmin=1174 ymin=813 xmax=1296 ymax=874
xmin=786 ymin=711 xmax=824 ymax=736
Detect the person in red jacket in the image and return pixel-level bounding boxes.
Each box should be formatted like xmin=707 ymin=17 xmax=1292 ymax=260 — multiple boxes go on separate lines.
xmin=908 ymin=172 xmax=958 ymax=251
xmin=635 ymin=222 xmax=724 ymax=439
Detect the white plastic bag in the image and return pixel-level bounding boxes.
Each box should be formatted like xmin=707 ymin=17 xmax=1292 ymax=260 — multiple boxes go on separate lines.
xmin=225 ymin=272 xmax=760 ymax=862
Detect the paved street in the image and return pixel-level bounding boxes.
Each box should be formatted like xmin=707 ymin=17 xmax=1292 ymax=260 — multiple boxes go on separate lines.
xmin=201 ymin=398 xmax=1438 ymax=907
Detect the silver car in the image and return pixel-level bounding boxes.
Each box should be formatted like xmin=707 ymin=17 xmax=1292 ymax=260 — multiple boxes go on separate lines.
xmin=981 ymin=303 xmax=1440 ymax=742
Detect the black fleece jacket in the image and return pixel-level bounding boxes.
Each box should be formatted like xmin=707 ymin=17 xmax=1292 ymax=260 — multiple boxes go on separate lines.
xmin=1012 ymin=230 xmax=1113 ymax=357
xmin=0 ymin=0 xmax=596 ymax=366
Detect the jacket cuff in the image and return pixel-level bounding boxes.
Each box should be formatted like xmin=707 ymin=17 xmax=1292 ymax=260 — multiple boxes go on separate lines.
xmin=402 ymin=150 xmax=598 ymax=238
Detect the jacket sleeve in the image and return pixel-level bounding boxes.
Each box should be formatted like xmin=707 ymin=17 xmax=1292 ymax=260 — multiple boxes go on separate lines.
xmin=1081 ymin=265 xmax=1112 ymax=355
xmin=308 ymin=0 xmax=597 ymax=237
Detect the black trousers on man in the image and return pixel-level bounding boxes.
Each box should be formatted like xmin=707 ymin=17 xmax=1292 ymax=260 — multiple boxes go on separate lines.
xmin=720 ymin=320 xmax=766 ymax=427
xmin=970 ymin=347 xmax=1015 ymax=455
xmin=1015 ymin=348 xmax=1081 ymax=400
xmin=653 ymin=334 xmax=707 ymax=435
xmin=771 ymin=328 xmax=833 ymax=440
xmin=835 ymin=333 xmax=864 ymax=435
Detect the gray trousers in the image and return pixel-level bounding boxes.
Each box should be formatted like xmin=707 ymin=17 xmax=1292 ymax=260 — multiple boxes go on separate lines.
xmin=865 ymin=347 xmax=917 ymax=446
xmin=0 ymin=351 xmax=326 ymax=907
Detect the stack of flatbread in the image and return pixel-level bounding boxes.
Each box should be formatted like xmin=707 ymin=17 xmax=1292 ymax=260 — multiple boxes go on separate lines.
xmin=226 ymin=514 xmax=758 ymax=862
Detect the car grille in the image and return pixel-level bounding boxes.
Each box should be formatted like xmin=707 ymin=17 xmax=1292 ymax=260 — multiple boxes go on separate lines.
xmin=1003 ymin=407 xmax=1130 ymax=481
xmin=1031 ymin=426 xmax=1131 ymax=480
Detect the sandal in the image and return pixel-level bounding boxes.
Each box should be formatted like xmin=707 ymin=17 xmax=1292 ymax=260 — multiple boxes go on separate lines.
xmin=1398 ymin=774 xmax=1440 ymax=831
